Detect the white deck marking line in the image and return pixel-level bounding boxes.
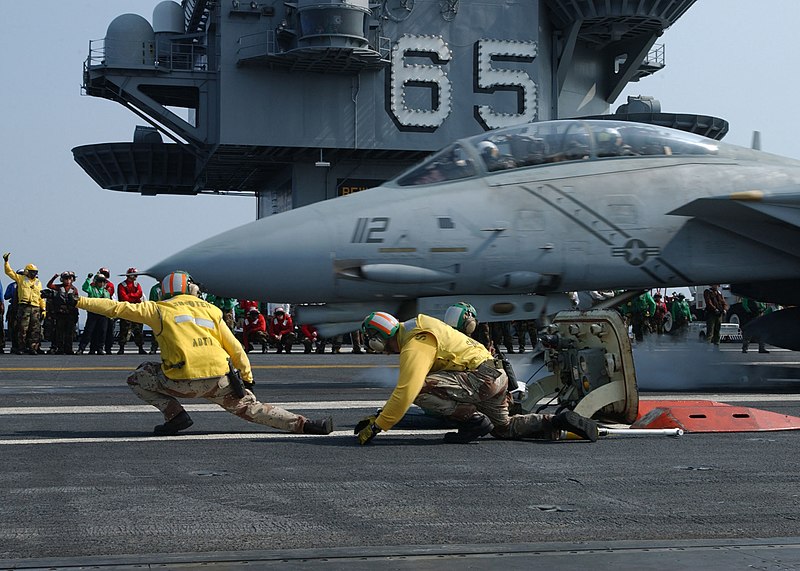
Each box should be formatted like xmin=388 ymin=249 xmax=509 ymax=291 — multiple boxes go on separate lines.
xmin=2 ymin=394 xmax=798 ymax=445
xmin=0 ymin=429 xmax=448 ymax=446
xmin=740 ymin=362 xmax=800 ymax=366
xmin=0 ymin=402 xmax=388 ymax=415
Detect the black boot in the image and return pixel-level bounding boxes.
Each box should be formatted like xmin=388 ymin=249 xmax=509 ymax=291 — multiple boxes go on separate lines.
xmin=443 ymin=413 xmax=494 ymax=443
xmin=153 ymin=411 xmax=193 ymax=435
xmin=552 ymin=410 xmax=599 ymax=442
xmin=302 ymin=416 xmax=333 ymax=435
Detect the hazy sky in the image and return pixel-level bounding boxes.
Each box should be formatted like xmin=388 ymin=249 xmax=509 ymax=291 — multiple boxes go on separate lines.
xmin=0 ymin=0 xmax=796 ymax=293
xmin=0 ymin=1 xmax=245 ymax=293
xmin=618 ymin=0 xmax=800 ymax=158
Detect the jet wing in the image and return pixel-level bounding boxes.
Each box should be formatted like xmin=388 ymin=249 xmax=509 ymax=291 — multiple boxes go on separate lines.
xmin=669 ymin=190 xmax=800 ymax=259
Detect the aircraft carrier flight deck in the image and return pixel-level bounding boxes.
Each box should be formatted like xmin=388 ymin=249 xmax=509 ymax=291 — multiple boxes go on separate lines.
xmin=1 ymin=344 xmax=799 ymax=570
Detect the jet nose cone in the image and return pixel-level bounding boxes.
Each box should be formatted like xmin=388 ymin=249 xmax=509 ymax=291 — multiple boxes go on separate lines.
xmin=146 ymin=232 xmax=237 ymax=290
xmin=147 ymin=210 xmax=332 ymax=300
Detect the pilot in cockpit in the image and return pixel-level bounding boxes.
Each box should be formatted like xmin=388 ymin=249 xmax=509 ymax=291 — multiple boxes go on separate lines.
xmin=477 ymin=140 xmax=516 ymax=172
xmin=595 ymin=127 xmax=636 ymax=157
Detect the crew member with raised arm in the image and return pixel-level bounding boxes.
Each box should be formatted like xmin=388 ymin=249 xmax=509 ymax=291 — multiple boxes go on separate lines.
xmin=47 ymin=271 xmax=79 ymax=354
xmin=54 ymin=270 xmax=333 ymax=436
xmin=3 ymin=252 xmax=45 ymax=355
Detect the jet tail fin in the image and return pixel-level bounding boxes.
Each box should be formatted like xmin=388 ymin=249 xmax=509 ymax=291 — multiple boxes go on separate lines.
xmin=751 ymin=130 xmax=761 ymax=151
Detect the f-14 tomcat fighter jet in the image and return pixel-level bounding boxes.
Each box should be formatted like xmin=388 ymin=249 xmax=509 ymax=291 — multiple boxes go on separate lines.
xmin=149 ymin=119 xmax=800 ymax=346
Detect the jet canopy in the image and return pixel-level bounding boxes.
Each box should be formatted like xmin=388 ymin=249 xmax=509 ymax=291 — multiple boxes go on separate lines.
xmin=396 ymin=120 xmax=722 ymax=186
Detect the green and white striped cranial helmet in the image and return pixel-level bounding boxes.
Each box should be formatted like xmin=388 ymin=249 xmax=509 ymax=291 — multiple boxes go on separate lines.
xmin=361 ymin=311 xmax=400 ymax=352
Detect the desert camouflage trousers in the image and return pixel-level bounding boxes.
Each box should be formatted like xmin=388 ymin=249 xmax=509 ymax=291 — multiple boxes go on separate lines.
xmin=127 ymin=361 xmax=306 ymax=433
xmin=119 ymin=319 xmax=144 ymax=348
xmin=415 ymin=362 xmax=552 ymax=440
xmin=16 ymin=304 xmax=41 ymax=350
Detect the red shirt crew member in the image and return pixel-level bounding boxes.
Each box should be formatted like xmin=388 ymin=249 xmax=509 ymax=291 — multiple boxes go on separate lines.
xmin=269 ymin=307 xmax=295 ymax=353
xmin=116 ymin=267 xmax=147 ymax=354
xmin=300 ymin=324 xmax=318 ymax=353
xmin=243 ymin=308 xmax=268 ymax=353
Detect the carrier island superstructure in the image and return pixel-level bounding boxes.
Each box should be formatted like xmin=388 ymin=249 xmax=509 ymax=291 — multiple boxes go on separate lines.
xmin=74 ymin=0 xmax=714 ymax=216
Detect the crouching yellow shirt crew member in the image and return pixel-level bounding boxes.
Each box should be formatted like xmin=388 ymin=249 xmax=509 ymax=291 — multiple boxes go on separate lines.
xmin=71 ymin=270 xmax=332 ymax=436
xmin=355 ymin=312 xmax=599 ymax=445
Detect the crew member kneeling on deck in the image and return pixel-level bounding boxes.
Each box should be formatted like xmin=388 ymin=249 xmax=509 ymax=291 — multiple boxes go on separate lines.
xmin=354 ymin=312 xmax=599 ymax=445
xmin=66 ymin=270 xmax=332 ymax=436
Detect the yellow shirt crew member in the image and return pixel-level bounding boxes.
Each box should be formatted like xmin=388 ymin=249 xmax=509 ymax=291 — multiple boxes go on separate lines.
xmin=4 ymin=260 xmax=45 ymax=311
xmin=375 ymin=314 xmax=491 ymax=431
xmin=357 ymin=311 xmax=599 ymax=445
xmin=3 ymin=253 xmax=46 ymax=354
xmin=76 ymin=294 xmax=252 ymax=382
xmin=71 ymin=270 xmax=333 ymax=436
